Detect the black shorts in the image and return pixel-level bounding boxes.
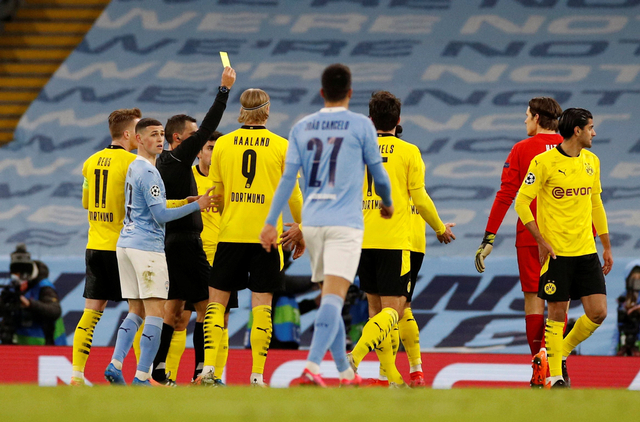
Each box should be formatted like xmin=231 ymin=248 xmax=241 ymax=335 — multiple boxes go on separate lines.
xmin=358 ymin=249 xmax=411 ymax=297
xmin=184 ymin=290 xmax=239 ymax=312
xmin=165 ymin=233 xmax=210 ymax=304
xmin=407 ymin=251 xmax=425 ymax=302
xmin=84 ymin=249 xmax=123 ymax=301
xmin=538 ymin=253 xmax=606 ymax=302
xmin=210 ymin=242 xmax=283 ymax=293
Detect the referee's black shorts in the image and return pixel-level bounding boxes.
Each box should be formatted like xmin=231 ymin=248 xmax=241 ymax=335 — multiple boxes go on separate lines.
xmin=84 ymin=249 xmax=123 ymax=301
xmin=165 ymin=232 xmax=210 ymax=304
xmin=210 ymin=242 xmax=283 ymax=293
xmin=538 ymin=253 xmax=606 ymax=302
xmin=358 ymin=249 xmax=411 ymax=297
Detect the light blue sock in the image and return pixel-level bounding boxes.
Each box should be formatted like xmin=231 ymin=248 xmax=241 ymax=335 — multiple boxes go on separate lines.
xmin=112 ymin=313 xmax=143 ymax=364
xmin=138 ymin=316 xmax=163 ymax=373
xmin=307 ymin=294 xmax=344 ymax=366
xmin=329 ymin=317 xmax=349 ymax=373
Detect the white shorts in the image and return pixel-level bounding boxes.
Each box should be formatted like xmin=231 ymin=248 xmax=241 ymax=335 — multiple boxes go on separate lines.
xmin=302 ymin=226 xmax=364 ymax=283
xmin=116 ymin=247 xmax=170 ymax=299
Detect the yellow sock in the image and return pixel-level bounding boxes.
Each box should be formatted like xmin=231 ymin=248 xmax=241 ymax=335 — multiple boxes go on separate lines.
xmin=165 ymin=329 xmax=187 ymax=380
xmin=562 ymin=315 xmax=600 ymax=357
xmin=71 ymin=309 xmax=102 ymax=373
xmin=214 ymin=328 xmax=229 ymax=379
xmin=133 ymin=322 xmax=144 ymax=364
xmin=545 ymin=319 xmax=564 ymax=377
xmin=398 ymin=308 xmax=422 ymax=369
xmin=390 ymin=325 xmax=404 ymax=384
xmin=375 ymin=324 xmax=403 ymax=385
xmin=203 ymin=302 xmax=226 ymax=367
xmin=351 ymin=307 xmax=399 ymax=367
xmin=251 ymin=305 xmax=272 ymax=374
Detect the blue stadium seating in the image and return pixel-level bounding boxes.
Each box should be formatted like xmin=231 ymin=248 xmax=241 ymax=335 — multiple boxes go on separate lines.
xmin=2 ymin=0 xmax=639 ymax=354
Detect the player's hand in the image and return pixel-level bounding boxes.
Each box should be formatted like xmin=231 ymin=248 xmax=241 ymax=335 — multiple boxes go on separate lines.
xmin=280 ymin=223 xmax=303 ymax=248
xmin=537 ymin=237 xmax=556 ymax=266
xmin=186 ymin=195 xmax=200 ymax=204
xmin=260 ymin=224 xmax=278 ymax=253
xmin=221 ymin=66 xmax=236 ymax=89
xmin=292 ymin=238 xmax=306 ymax=260
xmin=380 ymin=203 xmax=394 ymax=219
xmin=602 ymin=248 xmax=613 ymax=275
xmin=437 ymin=222 xmax=456 ymax=245
xmin=210 ymin=194 xmax=223 ymax=207
xmin=196 ymin=187 xmax=216 ymax=211
xmin=474 ymin=230 xmax=494 ymax=272
xmin=628 ymin=304 xmax=640 ymax=315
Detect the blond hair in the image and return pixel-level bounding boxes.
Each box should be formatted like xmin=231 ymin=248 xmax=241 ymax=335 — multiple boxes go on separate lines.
xmin=108 ymin=108 xmax=142 ymax=139
xmin=238 ymin=89 xmax=270 ymax=124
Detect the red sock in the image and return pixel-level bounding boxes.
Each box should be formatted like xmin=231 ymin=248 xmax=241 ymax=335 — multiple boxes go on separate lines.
xmin=525 ymin=314 xmax=545 ymax=356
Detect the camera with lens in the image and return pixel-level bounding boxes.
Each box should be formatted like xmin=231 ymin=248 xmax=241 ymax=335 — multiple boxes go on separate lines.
xmin=0 ymin=244 xmax=39 ymax=344
xmin=617 ymin=264 xmax=640 ymax=356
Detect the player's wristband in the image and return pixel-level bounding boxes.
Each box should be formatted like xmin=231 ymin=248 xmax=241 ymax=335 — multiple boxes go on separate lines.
xmin=482 ymin=231 xmax=495 ymax=245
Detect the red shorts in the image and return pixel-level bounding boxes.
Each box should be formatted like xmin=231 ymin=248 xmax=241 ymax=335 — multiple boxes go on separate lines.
xmin=517 ymin=246 xmax=541 ymax=293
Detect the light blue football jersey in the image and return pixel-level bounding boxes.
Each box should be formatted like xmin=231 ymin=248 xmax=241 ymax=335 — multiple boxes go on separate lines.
xmin=286 ymin=107 xmax=382 ymax=230
xmin=117 ymin=157 xmax=167 ymax=252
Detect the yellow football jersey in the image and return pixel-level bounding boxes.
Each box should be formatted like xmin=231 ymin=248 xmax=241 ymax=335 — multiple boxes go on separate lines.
xmin=209 ymin=126 xmax=293 ymax=243
xmin=193 ymin=165 xmax=220 ymax=264
xmin=409 ymin=198 xmax=427 ymax=254
xmin=82 ymin=146 xmax=136 ymax=251
xmin=362 ymin=134 xmax=425 ymax=250
xmin=518 ymin=146 xmax=602 ymax=256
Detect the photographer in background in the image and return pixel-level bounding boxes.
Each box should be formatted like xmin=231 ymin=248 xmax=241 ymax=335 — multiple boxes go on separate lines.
xmin=617 ymin=260 xmax=640 ymax=356
xmin=0 ymin=244 xmax=66 ymax=345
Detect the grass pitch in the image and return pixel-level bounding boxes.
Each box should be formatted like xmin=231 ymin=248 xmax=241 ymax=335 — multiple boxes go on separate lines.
xmin=0 ymin=385 xmax=637 ymax=422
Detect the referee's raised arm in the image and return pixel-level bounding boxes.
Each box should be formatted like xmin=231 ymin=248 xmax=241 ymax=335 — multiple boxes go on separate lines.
xmin=170 ymin=67 xmax=236 ymax=164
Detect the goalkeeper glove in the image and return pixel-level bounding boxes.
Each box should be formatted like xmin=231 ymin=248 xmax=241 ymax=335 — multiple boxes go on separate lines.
xmin=474 ymin=231 xmax=495 ymax=273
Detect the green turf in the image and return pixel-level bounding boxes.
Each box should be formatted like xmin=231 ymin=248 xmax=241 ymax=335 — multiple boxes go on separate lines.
xmin=0 ymin=385 xmax=637 ymax=422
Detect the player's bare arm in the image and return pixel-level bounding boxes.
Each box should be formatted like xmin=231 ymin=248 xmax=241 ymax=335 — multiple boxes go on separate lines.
xmin=196 ymin=187 xmax=217 ymax=211
xmin=522 ymin=220 xmax=556 ymax=266
xmin=280 ymin=223 xmax=305 ymax=260
xmin=259 ymin=224 xmax=278 ymax=253
xmin=220 ymin=66 xmax=236 ymax=89
xmin=380 ymin=203 xmax=394 ymax=219
xmin=437 ymin=222 xmax=456 ymax=244
xmin=599 ymin=233 xmax=613 ymax=275
xmin=280 ymin=222 xmax=302 ymax=248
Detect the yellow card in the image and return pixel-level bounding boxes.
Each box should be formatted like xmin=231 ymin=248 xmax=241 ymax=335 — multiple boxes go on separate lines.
xmin=220 ymin=51 xmax=230 ymax=68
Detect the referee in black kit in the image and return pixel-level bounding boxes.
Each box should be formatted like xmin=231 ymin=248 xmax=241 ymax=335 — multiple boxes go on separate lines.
xmin=151 ymin=66 xmax=236 ymax=384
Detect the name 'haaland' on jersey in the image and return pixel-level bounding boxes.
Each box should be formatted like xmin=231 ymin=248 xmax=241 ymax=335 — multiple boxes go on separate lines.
xmin=233 ymin=136 xmax=270 ymax=146
xmin=304 ymin=120 xmax=350 ymax=131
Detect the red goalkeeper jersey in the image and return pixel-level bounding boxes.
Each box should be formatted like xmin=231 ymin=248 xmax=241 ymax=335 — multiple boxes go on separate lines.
xmin=485 ymin=133 xmax=562 ymax=247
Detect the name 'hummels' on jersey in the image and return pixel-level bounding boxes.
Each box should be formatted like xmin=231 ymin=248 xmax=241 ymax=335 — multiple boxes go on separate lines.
xmin=362 ymin=134 xmax=425 ymax=250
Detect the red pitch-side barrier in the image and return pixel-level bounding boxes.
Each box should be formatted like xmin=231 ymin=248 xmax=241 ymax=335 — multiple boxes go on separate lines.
xmin=1 ymin=346 xmax=639 ymax=389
